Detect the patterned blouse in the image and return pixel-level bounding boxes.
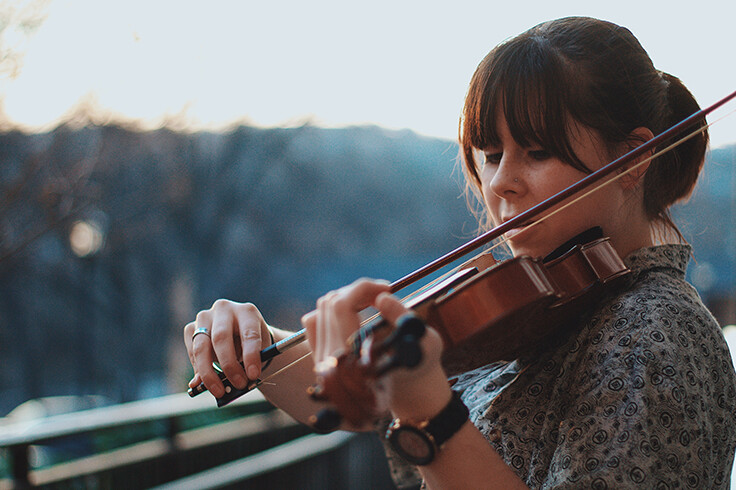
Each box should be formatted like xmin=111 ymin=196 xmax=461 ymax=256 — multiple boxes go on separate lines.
xmin=384 ymin=245 xmax=736 ymax=488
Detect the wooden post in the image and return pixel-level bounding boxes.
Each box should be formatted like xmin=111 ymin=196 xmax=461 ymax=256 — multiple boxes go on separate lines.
xmin=11 ymin=444 xmax=31 ymax=489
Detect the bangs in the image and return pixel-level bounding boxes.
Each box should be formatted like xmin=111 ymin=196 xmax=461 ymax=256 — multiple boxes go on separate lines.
xmin=461 ymin=32 xmax=590 ymax=185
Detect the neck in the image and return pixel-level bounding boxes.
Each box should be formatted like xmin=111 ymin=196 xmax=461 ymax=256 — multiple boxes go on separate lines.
xmin=608 ymin=215 xmax=656 ymax=259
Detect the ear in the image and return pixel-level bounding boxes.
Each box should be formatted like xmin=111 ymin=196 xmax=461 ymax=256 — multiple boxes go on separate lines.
xmin=618 ymin=127 xmax=655 ymax=190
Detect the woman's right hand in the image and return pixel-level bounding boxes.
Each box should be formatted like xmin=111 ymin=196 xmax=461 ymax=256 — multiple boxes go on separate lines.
xmin=184 ymin=299 xmax=272 ymax=399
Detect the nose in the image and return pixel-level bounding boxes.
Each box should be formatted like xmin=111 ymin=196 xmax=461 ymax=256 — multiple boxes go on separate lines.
xmin=487 ymin=155 xmax=523 ymax=199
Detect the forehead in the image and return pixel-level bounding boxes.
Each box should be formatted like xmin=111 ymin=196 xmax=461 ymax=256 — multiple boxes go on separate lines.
xmin=465 ymin=50 xmax=571 ymax=153
xmin=469 ymin=90 xmax=570 ymax=161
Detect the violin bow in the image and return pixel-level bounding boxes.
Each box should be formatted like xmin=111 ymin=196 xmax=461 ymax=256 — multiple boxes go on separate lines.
xmin=189 ymin=88 xmax=736 ymax=400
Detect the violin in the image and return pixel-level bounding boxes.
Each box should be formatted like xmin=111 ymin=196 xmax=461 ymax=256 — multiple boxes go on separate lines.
xmin=307 ymin=232 xmax=630 ymax=431
xmin=188 ymin=89 xmax=736 ymax=422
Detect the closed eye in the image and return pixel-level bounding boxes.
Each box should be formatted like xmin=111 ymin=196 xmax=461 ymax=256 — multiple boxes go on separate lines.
xmin=529 ymin=150 xmax=552 ymax=161
xmin=483 ymin=152 xmax=502 ymax=165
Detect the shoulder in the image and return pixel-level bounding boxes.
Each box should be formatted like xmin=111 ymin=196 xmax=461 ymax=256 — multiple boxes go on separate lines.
xmin=578 ymin=244 xmax=732 ymax=392
xmin=539 ymin=246 xmax=736 ymax=487
xmin=587 ymin=245 xmax=725 ymax=360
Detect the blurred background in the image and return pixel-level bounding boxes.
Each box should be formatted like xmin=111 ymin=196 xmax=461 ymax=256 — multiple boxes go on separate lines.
xmin=0 ymin=0 xmax=735 ymax=487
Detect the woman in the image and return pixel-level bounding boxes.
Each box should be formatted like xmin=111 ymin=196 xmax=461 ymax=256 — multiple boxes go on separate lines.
xmin=185 ymin=17 xmax=736 ymax=488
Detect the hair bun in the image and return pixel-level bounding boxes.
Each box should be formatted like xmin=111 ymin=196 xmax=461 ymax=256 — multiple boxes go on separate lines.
xmin=660 ymin=72 xmax=701 ymax=128
xmin=643 ymin=71 xmax=708 ymax=221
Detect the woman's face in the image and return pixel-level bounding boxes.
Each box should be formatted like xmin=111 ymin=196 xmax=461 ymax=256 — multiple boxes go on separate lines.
xmin=480 ymin=116 xmax=629 ymax=258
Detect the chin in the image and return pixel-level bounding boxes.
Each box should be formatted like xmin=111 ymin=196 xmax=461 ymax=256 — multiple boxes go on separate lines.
xmin=506 ymin=235 xmax=545 ymax=258
xmin=508 ymin=244 xmax=539 ymax=258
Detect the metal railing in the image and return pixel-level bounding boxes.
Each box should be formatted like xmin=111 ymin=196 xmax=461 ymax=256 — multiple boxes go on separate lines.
xmin=0 ymin=391 xmax=395 ymax=489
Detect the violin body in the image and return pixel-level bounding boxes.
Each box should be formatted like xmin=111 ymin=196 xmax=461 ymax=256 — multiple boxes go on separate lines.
xmin=435 ymin=237 xmax=629 ymax=374
xmin=309 ymin=237 xmax=630 ymax=430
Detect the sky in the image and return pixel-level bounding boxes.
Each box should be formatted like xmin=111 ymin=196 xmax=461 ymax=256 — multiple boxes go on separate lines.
xmin=0 ymin=0 xmax=735 ymax=148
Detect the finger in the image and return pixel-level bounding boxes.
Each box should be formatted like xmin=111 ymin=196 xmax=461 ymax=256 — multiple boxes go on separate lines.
xmin=192 ymin=310 xmax=225 ymax=398
xmin=192 ymin=335 xmax=224 ymax=398
xmin=211 ymin=305 xmax=248 ymax=390
xmin=236 ymin=303 xmax=266 ymax=383
xmin=324 ymin=279 xmax=391 ymax=352
xmin=301 ymin=309 xmax=317 ymax=357
xmin=184 ymin=320 xmax=202 ymax=389
xmin=326 ymin=289 xmax=352 ymax=356
xmin=375 ymin=291 xmax=445 ymax=370
xmin=311 ymin=279 xmax=391 ymax=364
xmin=315 ymin=292 xmax=333 ymax=363
xmin=188 ymin=372 xmax=201 ymax=389
xmin=374 ymin=292 xmax=411 ymax=325
xmin=183 ymin=321 xmax=197 ymax=371
xmin=301 ymin=309 xmax=317 ymax=336
xmin=338 ymin=278 xmax=392 ymax=313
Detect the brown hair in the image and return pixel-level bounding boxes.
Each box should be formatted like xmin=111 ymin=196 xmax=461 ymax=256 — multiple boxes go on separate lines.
xmin=459 ymin=16 xmax=708 ymax=238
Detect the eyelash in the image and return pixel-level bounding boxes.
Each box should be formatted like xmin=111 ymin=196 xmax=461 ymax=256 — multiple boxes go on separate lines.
xmin=529 ymin=150 xmax=552 ymax=161
xmin=483 ymin=150 xmax=552 ymax=165
xmin=484 ymin=153 xmax=502 ymax=165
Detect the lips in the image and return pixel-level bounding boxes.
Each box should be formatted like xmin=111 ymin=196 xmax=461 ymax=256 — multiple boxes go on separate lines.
xmin=500 ymin=216 xmax=534 ymax=239
xmin=501 ymin=215 xmax=534 ymax=229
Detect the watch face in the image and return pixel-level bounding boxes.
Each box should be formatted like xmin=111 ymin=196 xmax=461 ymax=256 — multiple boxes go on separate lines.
xmin=390 ymin=426 xmax=436 ymax=466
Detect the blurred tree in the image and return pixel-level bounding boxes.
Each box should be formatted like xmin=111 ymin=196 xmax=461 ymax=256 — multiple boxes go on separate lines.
xmin=0 ymin=0 xmax=84 ymax=266
xmin=0 ymin=125 xmax=102 ymax=263
xmin=0 ymin=0 xmax=50 ymax=79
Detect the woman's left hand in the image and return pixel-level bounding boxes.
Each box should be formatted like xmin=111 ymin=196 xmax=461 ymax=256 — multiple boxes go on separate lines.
xmin=301 ymin=278 xmax=452 ymax=420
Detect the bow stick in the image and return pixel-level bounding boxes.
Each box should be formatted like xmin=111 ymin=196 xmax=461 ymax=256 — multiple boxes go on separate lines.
xmin=189 ymin=88 xmax=736 ymax=401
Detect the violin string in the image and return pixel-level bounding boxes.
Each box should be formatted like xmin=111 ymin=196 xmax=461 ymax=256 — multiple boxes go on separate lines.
xmin=354 ymin=246 xmax=502 ymax=344
xmin=358 ymin=261 xmax=483 ymax=331
xmin=257 ymin=351 xmax=313 ymax=386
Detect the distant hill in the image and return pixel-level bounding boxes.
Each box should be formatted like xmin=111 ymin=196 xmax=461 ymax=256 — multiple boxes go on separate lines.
xmin=674 ymin=144 xmax=736 ymax=294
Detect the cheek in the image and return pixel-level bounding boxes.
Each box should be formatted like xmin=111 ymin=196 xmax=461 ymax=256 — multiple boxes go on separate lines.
xmin=479 ymin=166 xmax=495 ymax=202
xmin=481 ymin=190 xmax=501 ymax=224
xmin=478 ymin=166 xmax=503 ymax=224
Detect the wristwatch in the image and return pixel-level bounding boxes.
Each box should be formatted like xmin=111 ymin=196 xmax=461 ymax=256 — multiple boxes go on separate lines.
xmin=385 ymin=391 xmax=469 ymax=466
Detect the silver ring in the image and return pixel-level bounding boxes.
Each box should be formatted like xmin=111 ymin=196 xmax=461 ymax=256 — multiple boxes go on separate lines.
xmin=514 ymin=178 xmax=519 ymax=182
xmin=192 ymin=327 xmax=211 ymax=342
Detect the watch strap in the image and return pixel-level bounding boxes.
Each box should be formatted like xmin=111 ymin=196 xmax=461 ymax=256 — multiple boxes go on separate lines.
xmin=386 ymin=390 xmax=469 ymax=465
xmin=423 ymin=390 xmax=469 ymax=447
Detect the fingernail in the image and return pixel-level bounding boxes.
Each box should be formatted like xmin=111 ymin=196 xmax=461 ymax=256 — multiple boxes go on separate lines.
xmin=231 ymin=375 xmax=246 ymax=389
xmin=247 ymin=365 xmax=259 ymax=380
